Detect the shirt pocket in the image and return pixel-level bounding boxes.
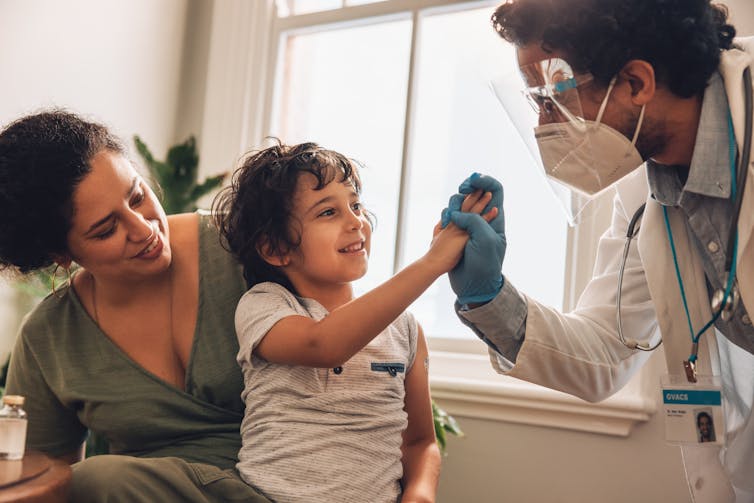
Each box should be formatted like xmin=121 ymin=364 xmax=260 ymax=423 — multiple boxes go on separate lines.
xmin=326 ymin=342 xmax=407 ymax=395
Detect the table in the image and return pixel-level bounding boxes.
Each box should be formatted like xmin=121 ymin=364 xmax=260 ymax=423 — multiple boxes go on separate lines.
xmin=0 ymin=451 xmax=71 ymax=503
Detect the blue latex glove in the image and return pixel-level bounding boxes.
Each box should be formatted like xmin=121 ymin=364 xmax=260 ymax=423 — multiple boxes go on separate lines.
xmin=441 ymin=173 xmax=506 ymax=305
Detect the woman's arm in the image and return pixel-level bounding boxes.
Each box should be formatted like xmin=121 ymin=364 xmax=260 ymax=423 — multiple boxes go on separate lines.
xmin=254 ymin=191 xmax=497 ymax=368
xmin=400 ymin=326 xmax=441 ymax=502
xmin=6 ymin=329 xmax=89 ymax=462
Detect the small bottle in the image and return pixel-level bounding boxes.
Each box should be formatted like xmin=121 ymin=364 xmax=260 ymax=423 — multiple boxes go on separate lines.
xmin=0 ymin=395 xmax=27 ymax=460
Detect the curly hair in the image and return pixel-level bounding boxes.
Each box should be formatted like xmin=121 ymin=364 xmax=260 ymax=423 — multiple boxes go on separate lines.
xmin=491 ymin=0 xmax=736 ymax=98
xmin=213 ymin=139 xmax=370 ymax=292
xmin=0 ymin=110 xmax=125 ymax=274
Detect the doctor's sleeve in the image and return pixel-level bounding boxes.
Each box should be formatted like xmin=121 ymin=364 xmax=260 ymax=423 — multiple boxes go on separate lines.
xmin=455 ymin=279 xmax=528 ymax=372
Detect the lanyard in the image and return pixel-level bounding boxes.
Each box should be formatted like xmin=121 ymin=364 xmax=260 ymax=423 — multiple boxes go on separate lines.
xmin=662 ymin=111 xmax=742 ymax=382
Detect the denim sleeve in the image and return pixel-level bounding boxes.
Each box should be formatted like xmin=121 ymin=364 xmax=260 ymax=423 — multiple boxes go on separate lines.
xmin=455 ymin=278 xmax=527 ymax=371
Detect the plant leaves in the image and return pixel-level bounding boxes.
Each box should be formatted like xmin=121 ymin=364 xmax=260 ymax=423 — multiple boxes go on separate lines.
xmin=189 ymin=173 xmax=227 ymax=201
xmin=432 ymin=399 xmax=463 ymax=455
xmin=132 ymin=135 xmax=225 ymax=215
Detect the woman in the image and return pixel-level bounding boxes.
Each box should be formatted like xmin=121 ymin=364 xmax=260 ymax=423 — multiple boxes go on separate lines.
xmin=0 ymin=110 xmax=270 ymax=502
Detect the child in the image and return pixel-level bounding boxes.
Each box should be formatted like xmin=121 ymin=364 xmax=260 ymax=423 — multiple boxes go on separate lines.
xmin=212 ymin=140 xmax=495 ymax=503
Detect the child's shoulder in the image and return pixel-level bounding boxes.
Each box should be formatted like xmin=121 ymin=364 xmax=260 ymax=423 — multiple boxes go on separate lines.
xmin=240 ymin=281 xmax=296 ymax=305
xmin=392 ymin=309 xmax=419 ymax=334
xmin=247 ymin=281 xmax=293 ymax=297
xmin=238 ymin=281 xmax=309 ymax=314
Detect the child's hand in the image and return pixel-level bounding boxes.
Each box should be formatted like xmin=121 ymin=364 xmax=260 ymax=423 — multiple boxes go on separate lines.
xmin=424 ymin=190 xmax=498 ymax=274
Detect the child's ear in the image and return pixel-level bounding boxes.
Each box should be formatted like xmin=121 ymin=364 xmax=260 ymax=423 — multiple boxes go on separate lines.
xmin=257 ymin=240 xmax=290 ymax=267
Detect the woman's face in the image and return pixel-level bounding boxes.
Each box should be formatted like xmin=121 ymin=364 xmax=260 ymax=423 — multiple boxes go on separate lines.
xmin=64 ymin=149 xmax=171 ymax=283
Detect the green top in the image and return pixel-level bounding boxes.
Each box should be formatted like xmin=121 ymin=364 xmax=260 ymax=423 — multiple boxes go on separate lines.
xmin=6 ymin=214 xmax=247 ymax=470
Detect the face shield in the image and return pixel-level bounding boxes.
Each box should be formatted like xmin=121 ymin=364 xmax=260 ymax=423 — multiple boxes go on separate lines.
xmin=490 ymin=58 xmax=644 ymax=225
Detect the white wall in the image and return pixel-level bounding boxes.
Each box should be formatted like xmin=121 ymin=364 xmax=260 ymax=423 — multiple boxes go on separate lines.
xmin=727 ymin=0 xmax=754 ymax=37
xmin=0 ymin=0 xmax=190 ymax=363
xmin=436 ymin=352 xmax=689 ymax=502
xmin=0 ymin=0 xmax=189 ymax=152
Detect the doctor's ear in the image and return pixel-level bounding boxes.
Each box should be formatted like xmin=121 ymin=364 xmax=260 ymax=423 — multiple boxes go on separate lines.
xmin=618 ymin=60 xmax=656 ymax=106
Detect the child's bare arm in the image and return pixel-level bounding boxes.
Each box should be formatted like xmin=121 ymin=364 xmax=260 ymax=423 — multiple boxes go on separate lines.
xmin=400 ymin=326 xmax=440 ymax=503
xmin=254 ymin=191 xmax=496 ymax=367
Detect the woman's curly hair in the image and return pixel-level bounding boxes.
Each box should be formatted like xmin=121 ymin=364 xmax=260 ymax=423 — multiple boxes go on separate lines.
xmin=213 ymin=139 xmax=371 ymax=292
xmin=492 ymin=0 xmax=736 ymax=98
xmin=0 ymin=110 xmax=125 ymax=274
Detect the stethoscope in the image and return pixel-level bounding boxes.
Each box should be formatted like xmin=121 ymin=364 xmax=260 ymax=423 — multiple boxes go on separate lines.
xmin=616 ymin=66 xmax=753 ymax=368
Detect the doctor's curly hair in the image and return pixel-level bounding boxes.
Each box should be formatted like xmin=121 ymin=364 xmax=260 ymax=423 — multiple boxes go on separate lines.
xmin=212 ymin=139 xmax=373 ymax=292
xmin=492 ymin=0 xmax=736 ymax=98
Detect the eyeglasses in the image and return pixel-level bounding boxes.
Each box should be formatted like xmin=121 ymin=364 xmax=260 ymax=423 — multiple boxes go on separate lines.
xmin=522 ymin=78 xmax=578 ymax=114
xmin=518 ymin=58 xmax=593 ymax=124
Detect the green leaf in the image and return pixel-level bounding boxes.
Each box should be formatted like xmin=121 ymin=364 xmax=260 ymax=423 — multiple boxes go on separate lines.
xmin=434 ymin=416 xmax=447 ymax=454
xmin=134 ymin=135 xmax=170 ymax=187
xmin=432 ymin=399 xmax=463 ymax=455
xmin=443 ymin=413 xmax=465 ymax=437
xmin=189 ymin=173 xmax=227 ymax=201
xmin=132 ymin=135 xmax=225 ymax=215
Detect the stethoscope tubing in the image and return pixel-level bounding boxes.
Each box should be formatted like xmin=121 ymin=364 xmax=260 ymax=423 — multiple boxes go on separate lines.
xmin=616 ymin=202 xmax=660 ymax=350
xmin=616 ymin=65 xmax=753 ymax=352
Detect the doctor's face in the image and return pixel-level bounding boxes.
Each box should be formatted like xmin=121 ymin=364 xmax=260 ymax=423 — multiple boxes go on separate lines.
xmin=516 ymin=44 xmax=651 ymax=146
xmin=516 ymin=44 xmax=610 ymax=126
xmin=516 ymin=42 xmax=668 ymax=159
xmin=698 ymin=414 xmax=713 ymax=441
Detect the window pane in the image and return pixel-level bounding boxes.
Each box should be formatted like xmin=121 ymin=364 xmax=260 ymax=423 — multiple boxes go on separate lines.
xmin=345 ymin=0 xmax=387 ymax=5
xmin=271 ymin=20 xmax=412 ymax=293
xmin=275 ymin=0 xmax=387 ymax=16
xmin=275 ymin=0 xmax=343 ymax=17
xmin=404 ymin=7 xmax=567 ymax=339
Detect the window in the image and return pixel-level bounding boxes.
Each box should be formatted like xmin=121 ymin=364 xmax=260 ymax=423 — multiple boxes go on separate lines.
xmin=268 ymin=0 xmax=567 ymax=345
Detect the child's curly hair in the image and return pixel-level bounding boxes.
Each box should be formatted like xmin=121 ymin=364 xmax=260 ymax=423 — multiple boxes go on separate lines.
xmin=213 ymin=139 xmax=372 ymax=291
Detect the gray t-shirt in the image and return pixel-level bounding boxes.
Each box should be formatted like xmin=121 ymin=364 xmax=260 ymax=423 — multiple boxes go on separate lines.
xmin=235 ymin=282 xmax=418 ymax=503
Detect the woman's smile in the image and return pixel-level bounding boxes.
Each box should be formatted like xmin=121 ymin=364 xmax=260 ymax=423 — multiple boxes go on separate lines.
xmin=133 ymin=230 xmax=163 ymax=259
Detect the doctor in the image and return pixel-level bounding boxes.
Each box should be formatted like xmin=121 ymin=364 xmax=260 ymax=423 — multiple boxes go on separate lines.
xmin=443 ymin=1 xmax=754 ymax=501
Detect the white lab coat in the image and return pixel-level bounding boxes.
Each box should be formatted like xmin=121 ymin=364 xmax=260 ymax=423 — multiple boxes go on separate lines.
xmin=471 ymin=39 xmax=754 ymax=502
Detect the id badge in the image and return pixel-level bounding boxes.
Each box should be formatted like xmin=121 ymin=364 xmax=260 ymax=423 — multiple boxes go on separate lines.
xmin=661 ymin=374 xmax=725 ymax=446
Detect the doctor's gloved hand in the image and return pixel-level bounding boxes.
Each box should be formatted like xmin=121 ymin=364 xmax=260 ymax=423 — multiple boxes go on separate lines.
xmin=441 ymin=173 xmax=506 ymax=305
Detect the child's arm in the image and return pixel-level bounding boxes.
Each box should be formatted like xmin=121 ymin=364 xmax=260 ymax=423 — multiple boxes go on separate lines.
xmin=400 ymin=325 xmax=441 ymax=503
xmin=254 ymin=191 xmax=498 ymax=368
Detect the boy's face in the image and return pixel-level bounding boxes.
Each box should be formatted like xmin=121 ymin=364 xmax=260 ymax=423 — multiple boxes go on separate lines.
xmin=281 ymin=172 xmax=372 ymax=294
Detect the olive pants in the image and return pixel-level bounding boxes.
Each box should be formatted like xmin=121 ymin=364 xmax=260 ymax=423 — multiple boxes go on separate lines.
xmin=71 ymin=455 xmax=271 ymax=502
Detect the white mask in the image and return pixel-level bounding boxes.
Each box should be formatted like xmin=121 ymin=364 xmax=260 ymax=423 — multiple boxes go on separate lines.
xmin=534 ymin=77 xmax=646 ymax=196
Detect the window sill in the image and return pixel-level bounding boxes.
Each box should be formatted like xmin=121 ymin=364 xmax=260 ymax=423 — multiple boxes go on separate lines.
xmin=429 ymin=349 xmax=656 ymax=437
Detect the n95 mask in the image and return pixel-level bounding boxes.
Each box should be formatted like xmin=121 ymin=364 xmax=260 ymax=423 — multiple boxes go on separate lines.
xmin=534 ymin=76 xmax=645 ymax=196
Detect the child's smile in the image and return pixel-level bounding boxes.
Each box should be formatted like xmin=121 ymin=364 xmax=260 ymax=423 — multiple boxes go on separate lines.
xmin=338 ymin=239 xmax=366 ymax=254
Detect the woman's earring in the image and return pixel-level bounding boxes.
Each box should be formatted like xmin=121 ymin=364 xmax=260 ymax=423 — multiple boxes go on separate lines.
xmin=51 ymin=264 xmax=72 ymax=298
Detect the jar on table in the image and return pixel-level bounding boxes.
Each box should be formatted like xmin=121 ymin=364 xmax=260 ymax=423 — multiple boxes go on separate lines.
xmin=0 ymin=395 xmax=27 ymax=460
